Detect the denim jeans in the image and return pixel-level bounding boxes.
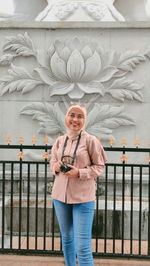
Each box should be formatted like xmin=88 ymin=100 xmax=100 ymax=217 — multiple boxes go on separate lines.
xmin=53 ymin=199 xmax=95 ymax=266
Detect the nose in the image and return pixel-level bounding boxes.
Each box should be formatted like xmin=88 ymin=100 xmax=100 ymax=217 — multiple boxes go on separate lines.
xmin=72 ymin=116 xmax=78 ymax=121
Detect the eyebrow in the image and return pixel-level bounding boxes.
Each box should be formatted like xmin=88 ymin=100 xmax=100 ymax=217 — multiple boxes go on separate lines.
xmin=69 ymin=112 xmax=84 ymax=116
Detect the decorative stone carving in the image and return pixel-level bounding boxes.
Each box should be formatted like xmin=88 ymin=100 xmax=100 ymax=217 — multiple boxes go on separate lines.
xmin=35 ymin=38 xmax=145 ymax=101
xmin=2 ymin=32 xmax=36 ymax=57
xmin=81 ymin=0 xmax=125 ymax=21
xmin=20 ymin=102 xmax=135 ymax=140
xmin=0 ymin=34 xmax=147 ymax=102
xmin=35 ymin=0 xmax=125 ymax=21
xmin=0 ymin=32 xmax=150 ymax=142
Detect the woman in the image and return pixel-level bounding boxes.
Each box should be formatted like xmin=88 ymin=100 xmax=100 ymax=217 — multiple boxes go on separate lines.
xmin=50 ymin=104 xmax=107 ymax=266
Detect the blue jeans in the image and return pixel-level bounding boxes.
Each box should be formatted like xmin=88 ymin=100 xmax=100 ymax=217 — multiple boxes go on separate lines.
xmin=53 ymin=199 xmax=95 ymax=266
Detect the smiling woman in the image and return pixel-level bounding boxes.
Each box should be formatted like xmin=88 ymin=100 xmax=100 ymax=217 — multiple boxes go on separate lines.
xmin=50 ymin=103 xmax=107 ymax=266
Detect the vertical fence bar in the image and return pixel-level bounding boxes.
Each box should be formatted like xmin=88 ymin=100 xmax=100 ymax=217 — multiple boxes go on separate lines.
xmin=18 ymin=156 xmax=23 ymax=249
xmin=10 ymin=162 xmax=14 ymax=249
xmin=121 ymin=156 xmax=125 ymax=254
xmin=43 ymin=158 xmax=47 ymax=250
xmin=130 ymin=166 xmax=134 ymax=254
xmin=104 ymin=164 xmax=108 ymax=253
xmin=35 ymin=163 xmax=39 ymax=250
xmin=60 ymin=234 xmax=62 ymax=251
xmin=138 ymin=166 xmax=142 ymax=255
xmin=51 ymin=202 xmax=55 ymax=251
xmin=26 ymin=163 xmax=30 ymax=250
xmin=95 ymin=177 xmax=99 ymax=253
xmin=1 ymin=162 xmax=5 ymax=249
xmin=148 ymin=161 xmax=150 ymax=255
xmin=112 ymin=166 xmax=116 ymax=254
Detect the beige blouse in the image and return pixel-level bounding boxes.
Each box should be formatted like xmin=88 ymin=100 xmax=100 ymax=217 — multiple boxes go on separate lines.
xmin=50 ymin=131 xmax=107 ymax=204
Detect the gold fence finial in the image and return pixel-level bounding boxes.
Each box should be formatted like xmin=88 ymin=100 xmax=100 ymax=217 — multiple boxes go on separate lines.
xmin=109 ymin=137 xmax=114 ymax=147
xmin=120 ymin=155 xmax=128 ymax=163
xmin=19 ymin=136 xmax=24 ymax=144
xmin=17 ymin=151 xmax=24 ymax=160
xmin=135 ymin=136 xmax=140 ymax=147
xmin=122 ymin=137 xmax=127 ymax=146
xmin=6 ymin=136 xmax=11 ymax=144
xmin=42 ymin=152 xmax=49 ymax=160
xmin=32 ymin=135 xmax=37 ymax=144
xmin=44 ymin=135 xmax=49 ymax=144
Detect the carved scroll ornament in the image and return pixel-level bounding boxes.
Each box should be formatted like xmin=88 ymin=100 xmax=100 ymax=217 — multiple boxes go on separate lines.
xmin=35 ymin=0 xmax=125 ymax=22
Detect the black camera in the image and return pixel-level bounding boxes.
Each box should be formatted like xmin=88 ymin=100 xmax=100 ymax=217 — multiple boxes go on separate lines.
xmin=60 ymin=162 xmax=71 ymax=173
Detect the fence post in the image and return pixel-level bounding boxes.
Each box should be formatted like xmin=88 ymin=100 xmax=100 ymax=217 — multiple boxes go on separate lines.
xmin=148 ymin=161 xmax=150 ymax=255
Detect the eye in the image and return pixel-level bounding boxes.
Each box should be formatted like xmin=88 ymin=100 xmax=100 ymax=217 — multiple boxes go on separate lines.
xmin=69 ymin=113 xmax=75 ymax=118
xmin=77 ymin=115 xmax=84 ymax=119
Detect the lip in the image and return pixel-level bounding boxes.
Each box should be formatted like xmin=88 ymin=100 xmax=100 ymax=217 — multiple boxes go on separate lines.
xmin=72 ymin=125 xmax=78 ymax=127
xmin=71 ymin=122 xmax=79 ymax=125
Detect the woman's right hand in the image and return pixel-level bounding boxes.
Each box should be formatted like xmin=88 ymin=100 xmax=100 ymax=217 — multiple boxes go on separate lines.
xmin=53 ymin=160 xmax=62 ymax=173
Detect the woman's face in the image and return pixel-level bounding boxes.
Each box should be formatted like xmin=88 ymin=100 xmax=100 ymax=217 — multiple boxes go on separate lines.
xmin=65 ymin=107 xmax=85 ymax=131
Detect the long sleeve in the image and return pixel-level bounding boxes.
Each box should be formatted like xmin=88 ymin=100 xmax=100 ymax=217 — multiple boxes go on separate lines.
xmin=78 ymin=136 xmax=107 ymax=180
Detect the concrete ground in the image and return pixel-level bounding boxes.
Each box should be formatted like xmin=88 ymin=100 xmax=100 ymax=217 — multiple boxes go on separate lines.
xmin=0 ymin=255 xmax=150 ymax=266
xmin=0 ymin=237 xmax=149 ymax=265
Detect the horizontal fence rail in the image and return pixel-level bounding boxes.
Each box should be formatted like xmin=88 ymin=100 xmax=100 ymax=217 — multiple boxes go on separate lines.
xmin=0 ymin=143 xmax=150 ymax=259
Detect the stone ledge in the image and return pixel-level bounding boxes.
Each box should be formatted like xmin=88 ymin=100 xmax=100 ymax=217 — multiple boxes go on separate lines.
xmin=0 ymin=21 xmax=150 ymax=29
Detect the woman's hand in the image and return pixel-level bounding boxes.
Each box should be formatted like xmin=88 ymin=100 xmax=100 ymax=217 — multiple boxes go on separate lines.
xmin=53 ymin=160 xmax=62 ymax=173
xmin=64 ymin=165 xmax=79 ymax=178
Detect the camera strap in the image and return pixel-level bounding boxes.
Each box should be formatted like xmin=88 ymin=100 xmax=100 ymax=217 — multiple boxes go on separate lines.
xmin=61 ymin=131 xmax=82 ymax=165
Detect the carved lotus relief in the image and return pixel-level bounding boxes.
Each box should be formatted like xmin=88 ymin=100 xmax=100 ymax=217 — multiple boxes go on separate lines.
xmin=35 ymin=38 xmax=119 ymax=99
xmin=0 ymin=32 xmax=149 ymax=141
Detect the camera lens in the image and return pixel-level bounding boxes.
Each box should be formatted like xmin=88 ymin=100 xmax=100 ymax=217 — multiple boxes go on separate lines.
xmin=60 ymin=163 xmax=71 ymax=173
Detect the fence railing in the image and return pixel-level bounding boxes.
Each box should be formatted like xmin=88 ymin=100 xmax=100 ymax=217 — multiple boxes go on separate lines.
xmin=0 ymin=142 xmax=150 ymax=259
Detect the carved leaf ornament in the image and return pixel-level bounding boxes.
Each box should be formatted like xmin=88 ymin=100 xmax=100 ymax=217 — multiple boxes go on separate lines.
xmin=0 ymin=64 xmax=44 ymax=95
xmin=3 ymin=32 xmax=36 ymax=57
xmin=20 ymin=102 xmax=135 ymax=140
xmin=0 ymin=33 xmax=149 ymax=140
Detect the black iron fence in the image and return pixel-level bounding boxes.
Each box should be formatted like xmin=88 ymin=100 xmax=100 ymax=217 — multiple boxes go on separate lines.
xmin=0 ymin=142 xmax=150 ymax=259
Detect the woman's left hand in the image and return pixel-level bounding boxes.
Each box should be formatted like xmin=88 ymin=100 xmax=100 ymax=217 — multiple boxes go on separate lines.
xmin=64 ymin=165 xmax=79 ymax=178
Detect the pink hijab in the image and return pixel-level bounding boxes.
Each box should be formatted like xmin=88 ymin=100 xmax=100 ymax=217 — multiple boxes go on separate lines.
xmin=65 ymin=104 xmax=87 ymax=140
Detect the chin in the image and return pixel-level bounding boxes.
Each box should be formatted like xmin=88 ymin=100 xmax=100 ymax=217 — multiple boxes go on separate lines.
xmin=71 ymin=126 xmax=80 ymax=130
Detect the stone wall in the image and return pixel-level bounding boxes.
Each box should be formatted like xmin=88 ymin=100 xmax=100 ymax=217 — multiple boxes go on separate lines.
xmin=0 ymin=22 xmax=150 ymax=154
xmin=0 ymin=2 xmax=150 ymax=247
